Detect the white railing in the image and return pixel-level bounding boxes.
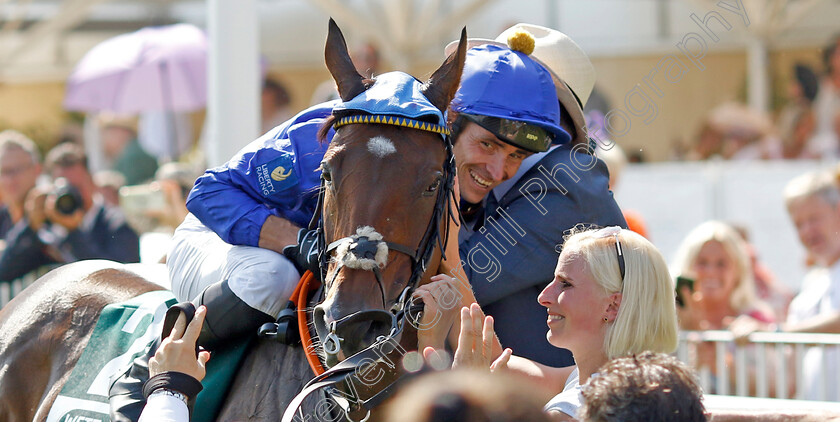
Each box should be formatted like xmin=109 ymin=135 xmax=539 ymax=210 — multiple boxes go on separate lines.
xmin=678 ymin=330 xmax=840 ymax=401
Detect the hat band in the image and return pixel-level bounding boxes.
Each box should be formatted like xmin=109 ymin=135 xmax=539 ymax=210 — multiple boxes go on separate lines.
xmin=333 ymin=115 xmax=450 ymax=136
xmin=461 ymin=114 xmax=551 ymax=153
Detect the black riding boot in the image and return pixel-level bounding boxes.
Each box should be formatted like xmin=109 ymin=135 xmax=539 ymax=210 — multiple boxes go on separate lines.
xmin=193 ymin=279 xmax=275 ymax=351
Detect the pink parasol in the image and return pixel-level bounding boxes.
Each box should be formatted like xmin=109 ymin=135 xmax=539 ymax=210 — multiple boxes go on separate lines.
xmin=64 ymin=23 xmax=207 ymax=114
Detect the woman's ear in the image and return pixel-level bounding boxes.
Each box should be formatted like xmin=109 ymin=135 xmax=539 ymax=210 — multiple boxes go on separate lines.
xmin=605 ymin=292 xmax=622 ymax=322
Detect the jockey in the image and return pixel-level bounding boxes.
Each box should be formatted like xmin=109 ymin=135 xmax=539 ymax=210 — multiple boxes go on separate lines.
xmin=165 ymin=31 xmax=571 ymax=351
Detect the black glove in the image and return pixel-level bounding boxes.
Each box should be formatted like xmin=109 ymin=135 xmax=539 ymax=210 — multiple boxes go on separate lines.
xmin=283 ymin=228 xmax=321 ymax=276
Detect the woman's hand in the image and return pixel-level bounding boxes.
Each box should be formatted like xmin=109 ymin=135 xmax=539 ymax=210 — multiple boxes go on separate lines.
xmin=677 ymin=287 xmax=707 ymax=331
xmin=452 ymin=303 xmax=510 ymax=371
xmin=413 ymin=275 xmax=463 ymax=350
xmin=149 ymin=305 xmax=211 ymax=381
xmin=728 ymin=314 xmax=773 ymax=345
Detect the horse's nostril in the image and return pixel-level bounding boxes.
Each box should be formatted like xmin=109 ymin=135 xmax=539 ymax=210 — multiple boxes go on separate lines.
xmin=313 ymin=305 xmax=328 ymax=326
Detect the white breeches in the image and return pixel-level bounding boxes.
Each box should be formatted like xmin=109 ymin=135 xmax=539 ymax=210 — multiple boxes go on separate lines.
xmin=167 ymin=213 xmax=299 ymax=317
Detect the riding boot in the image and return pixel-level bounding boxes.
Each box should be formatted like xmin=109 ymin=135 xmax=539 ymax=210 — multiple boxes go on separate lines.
xmin=193 ymin=279 xmax=275 ymax=351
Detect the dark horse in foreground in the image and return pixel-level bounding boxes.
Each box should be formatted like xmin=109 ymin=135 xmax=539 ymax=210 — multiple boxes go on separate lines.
xmin=0 ymin=20 xmax=467 ymax=421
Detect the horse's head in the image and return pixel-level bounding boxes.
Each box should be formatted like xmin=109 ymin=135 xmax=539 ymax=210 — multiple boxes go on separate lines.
xmin=312 ymin=20 xmax=466 ymax=363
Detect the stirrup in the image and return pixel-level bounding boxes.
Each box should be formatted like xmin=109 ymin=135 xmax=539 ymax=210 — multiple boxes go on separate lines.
xmin=258 ymin=301 xmax=300 ymax=345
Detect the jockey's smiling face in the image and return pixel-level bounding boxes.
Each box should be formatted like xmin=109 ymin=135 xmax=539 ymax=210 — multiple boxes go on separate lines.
xmin=453 ymin=120 xmax=531 ymax=204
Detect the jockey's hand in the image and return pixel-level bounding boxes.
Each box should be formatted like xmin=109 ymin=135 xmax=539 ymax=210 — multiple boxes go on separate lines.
xmin=150 ymin=305 xmax=211 ymax=382
xmin=452 ymin=303 xmax=507 ymax=371
xmin=412 ymin=275 xmax=463 ymax=350
xmin=283 ymin=228 xmax=321 ymax=276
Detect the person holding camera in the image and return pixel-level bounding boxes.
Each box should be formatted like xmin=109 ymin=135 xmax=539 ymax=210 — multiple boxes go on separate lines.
xmin=0 ymin=142 xmax=141 ymax=282
xmin=0 ymin=130 xmax=47 ymax=284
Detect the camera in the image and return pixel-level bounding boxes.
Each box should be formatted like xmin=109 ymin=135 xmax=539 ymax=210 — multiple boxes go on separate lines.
xmin=53 ymin=178 xmax=83 ymax=215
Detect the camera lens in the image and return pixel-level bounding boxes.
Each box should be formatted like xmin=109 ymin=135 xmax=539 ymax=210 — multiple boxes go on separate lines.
xmin=53 ymin=179 xmax=83 ymax=215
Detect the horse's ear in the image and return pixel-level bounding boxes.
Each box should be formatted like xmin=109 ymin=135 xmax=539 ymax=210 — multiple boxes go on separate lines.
xmin=422 ymin=27 xmax=467 ymax=112
xmin=325 ymin=18 xmax=366 ymax=102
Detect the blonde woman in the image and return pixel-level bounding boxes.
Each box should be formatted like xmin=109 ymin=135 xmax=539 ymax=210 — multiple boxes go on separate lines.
xmin=419 ymin=226 xmax=679 ymax=420
xmin=672 ymin=220 xmax=780 ymax=396
xmin=672 ymin=221 xmax=774 ymax=331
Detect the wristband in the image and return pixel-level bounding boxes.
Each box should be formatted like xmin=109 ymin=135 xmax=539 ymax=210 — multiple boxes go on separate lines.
xmin=149 ymin=388 xmax=189 ymax=407
xmin=143 ymin=371 xmax=203 ymax=400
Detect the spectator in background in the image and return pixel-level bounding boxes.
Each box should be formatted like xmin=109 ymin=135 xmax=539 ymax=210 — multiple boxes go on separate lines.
xmin=808 ymin=34 xmax=840 ymax=159
xmin=578 ymin=352 xmax=706 ymax=422
xmin=0 ymin=143 xmax=140 ymax=281
xmin=94 ymin=170 xmax=127 ymax=207
xmin=777 ymin=64 xmax=819 ymax=159
xmin=673 ymin=221 xmax=774 ymax=331
xmin=261 ymin=78 xmax=294 ymax=134
xmin=731 ymin=224 xmax=794 ymax=321
xmin=386 ymin=370 xmax=551 ymax=422
xmin=101 ymin=115 xmax=158 ymax=185
xmin=731 ymin=170 xmax=840 ymax=400
xmin=690 ymin=103 xmax=781 ymax=160
xmin=672 ymin=221 xmax=778 ymax=395
xmin=0 ymin=130 xmax=49 ymax=282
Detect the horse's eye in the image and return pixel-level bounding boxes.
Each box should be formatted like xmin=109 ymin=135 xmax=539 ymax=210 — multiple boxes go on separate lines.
xmin=424 ymin=178 xmax=441 ymax=196
xmin=321 ymin=168 xmax=332 ymax=182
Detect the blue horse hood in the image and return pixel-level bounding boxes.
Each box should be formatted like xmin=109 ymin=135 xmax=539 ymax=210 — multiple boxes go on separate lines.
xmin=331 ymin=71 xmax=446 ymax=127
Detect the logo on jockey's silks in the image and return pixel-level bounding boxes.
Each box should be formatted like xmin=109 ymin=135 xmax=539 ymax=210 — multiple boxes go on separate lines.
xmin=258 ymin=154 xmax=298 ymax=196
xmin=271 ymin=166 xmax=293 ymax=182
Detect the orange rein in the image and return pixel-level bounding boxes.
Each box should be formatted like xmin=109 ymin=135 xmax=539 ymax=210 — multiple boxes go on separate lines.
xmin=293 ymin=271 xmax=325 ymax=375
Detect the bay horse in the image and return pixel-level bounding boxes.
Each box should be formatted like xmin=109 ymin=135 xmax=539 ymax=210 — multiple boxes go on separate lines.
xmin=0 ymin=20 xmax=467 ymax=422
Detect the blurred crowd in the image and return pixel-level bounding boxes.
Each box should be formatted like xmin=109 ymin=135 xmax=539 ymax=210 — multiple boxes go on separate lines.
xmin=683 ymin=35 xmax=840 ymax=161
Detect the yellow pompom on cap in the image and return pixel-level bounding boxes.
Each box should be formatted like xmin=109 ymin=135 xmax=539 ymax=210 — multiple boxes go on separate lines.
xmin=507 ymin=29 xmax=535 ymax=55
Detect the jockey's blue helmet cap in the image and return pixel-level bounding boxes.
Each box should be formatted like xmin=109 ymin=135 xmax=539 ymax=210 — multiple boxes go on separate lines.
xmin=450 ymin=43 xmax=571 ymax=152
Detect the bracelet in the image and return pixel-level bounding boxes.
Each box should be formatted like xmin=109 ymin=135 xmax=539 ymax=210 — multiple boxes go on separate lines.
xmin=149 ymin=388 xmax=189 ymax=407
xmin=143 ymin=371 xmax=203 ymax=400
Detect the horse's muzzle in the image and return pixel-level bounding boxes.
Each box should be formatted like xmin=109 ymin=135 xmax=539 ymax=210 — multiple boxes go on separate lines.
xmin=313 ymin=304 xmax=396 ymax=367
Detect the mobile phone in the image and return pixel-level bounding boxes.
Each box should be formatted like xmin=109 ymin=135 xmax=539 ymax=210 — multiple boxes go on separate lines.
xmin=675 ymin=275 xmax=695 ymax=308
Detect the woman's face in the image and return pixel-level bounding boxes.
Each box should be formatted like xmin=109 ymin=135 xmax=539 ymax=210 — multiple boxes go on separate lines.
xmin=691 ymin=240 xmax=739 ymax=305
xmin=537 ymin=249 xmax=613 ymax=354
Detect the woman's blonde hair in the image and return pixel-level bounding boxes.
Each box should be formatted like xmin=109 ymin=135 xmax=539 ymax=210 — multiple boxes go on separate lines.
xmin=672 ymin=220 xmax=759 ymax=313
xmin=563 ymin=226 xmax=678 ymax=359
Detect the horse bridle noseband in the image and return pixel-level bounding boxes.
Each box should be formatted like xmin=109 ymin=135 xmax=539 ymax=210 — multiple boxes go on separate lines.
xmin=281 ymin=113 xmax=459 ymax=422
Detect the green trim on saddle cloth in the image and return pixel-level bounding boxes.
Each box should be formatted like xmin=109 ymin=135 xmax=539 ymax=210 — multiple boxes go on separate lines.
xmin=45 ymin=290 xmax=251 ymax=422
xmin=192 ymin=338 xmax=251 ymax=421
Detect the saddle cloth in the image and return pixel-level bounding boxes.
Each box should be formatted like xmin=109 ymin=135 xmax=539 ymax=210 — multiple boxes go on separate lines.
xmin=45 ymin=290 xmax=249 ymax=422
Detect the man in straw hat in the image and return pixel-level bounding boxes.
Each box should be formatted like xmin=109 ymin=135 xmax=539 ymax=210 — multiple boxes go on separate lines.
xmin=448 ymin=24 xmax=626 ymax=367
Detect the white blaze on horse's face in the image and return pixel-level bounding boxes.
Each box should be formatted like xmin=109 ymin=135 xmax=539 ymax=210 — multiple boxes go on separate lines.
xmin=367 ymin=136 xmax=397 ymax=158
xmin=333 ymin=226 xmax=390 ymax=270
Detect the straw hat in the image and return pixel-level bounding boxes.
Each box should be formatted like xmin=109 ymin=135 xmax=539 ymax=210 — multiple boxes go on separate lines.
xmin=446 ymin=24 xmax=596 ymax=145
